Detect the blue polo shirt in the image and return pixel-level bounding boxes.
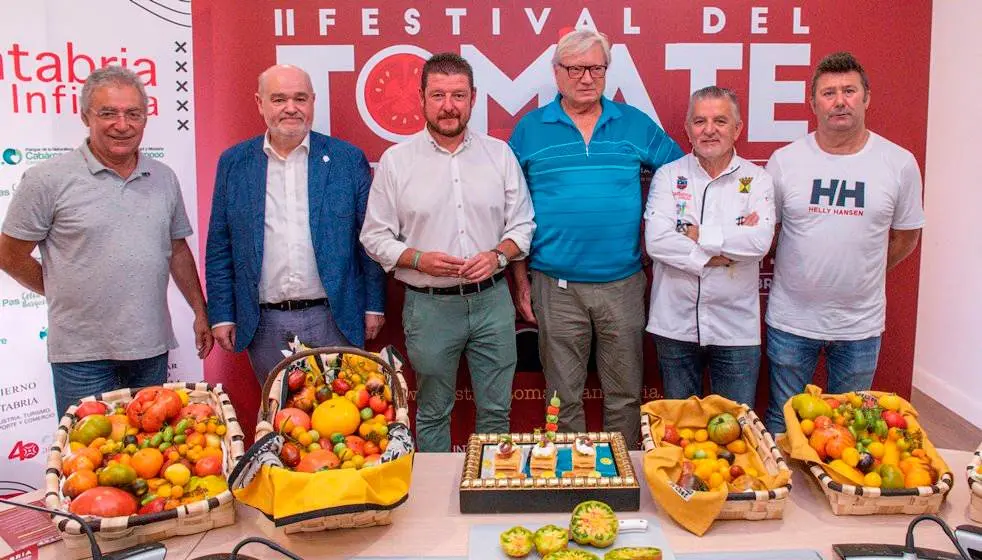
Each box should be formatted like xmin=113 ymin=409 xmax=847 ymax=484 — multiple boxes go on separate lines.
xmin=509 ymin=95 xmax=682 ymax=282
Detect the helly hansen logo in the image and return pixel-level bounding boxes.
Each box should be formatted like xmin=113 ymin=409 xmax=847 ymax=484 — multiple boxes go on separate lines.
xmin=810 ymin=179 xmax=865 ymax=207
xmin=808 ymin=179 xmax=866 ymax=217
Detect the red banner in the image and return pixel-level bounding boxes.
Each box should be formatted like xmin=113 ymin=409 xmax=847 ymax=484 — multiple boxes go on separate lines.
xmin=193 ymin=1 xmax=932 ymax=448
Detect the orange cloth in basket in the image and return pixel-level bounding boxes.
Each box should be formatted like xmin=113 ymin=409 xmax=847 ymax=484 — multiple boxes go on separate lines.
xmin=783 ymin=384 xmax=951 ymax=486
xmin=641 ymin=395 xmax=790 ymax=536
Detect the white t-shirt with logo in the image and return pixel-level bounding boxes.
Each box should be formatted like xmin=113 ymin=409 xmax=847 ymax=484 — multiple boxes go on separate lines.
xmin=765 ymin=132 xmax=925 ymax=340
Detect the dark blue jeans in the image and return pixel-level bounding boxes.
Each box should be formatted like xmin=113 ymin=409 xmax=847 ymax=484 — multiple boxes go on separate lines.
xmin=654 ymin=335 xmax=761 ymax=408
xmin=50 ymin=353 xmax=169 ymax=417
xmin=764 ymin=325 xmax=881 ymax=435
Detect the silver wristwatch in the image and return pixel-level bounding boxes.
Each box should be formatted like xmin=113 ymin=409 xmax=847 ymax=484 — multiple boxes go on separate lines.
xmin=492 ymin=249 xmax=509 ymax=268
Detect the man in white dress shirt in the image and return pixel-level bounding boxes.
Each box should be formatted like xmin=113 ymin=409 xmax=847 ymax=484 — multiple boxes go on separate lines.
xmin=206 ymin=64 xmax=386 ymax=383
xmin=360 ymin=53 xmax=535 ymax=451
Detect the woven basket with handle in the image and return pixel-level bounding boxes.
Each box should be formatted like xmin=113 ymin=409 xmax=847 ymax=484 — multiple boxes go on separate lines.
xmin=966 ymin=442 xmax=981 ymax=523
xmin=641 ymin=408 xmax=791 ymax=520
xmin=247 ymin=345 xmax=412 ymax=533
xmin=45 ymin=382 xmax=244 ymax=559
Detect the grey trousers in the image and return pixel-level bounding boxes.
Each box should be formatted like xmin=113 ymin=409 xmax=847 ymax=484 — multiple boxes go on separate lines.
xmin=246 ymin=304 xmax=349 ymax=385
xmin=531 ymin=270 xmax=646 ymax=449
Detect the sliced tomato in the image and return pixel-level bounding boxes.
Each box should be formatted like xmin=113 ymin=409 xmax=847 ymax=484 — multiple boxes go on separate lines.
xmin=364 ymin=53 xmax=426 ymax=135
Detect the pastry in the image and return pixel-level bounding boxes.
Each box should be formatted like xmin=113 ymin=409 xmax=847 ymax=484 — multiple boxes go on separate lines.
xmin=569 ymin=435 xmax=598 ymax=475
xmin=493 ymin=436 xmax=522 ymax=477
xmin=530 ymin=428 xmax=558 ymax=477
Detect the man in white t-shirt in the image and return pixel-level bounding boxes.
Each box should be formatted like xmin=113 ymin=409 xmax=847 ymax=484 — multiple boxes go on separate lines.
xmin=763 ymin=52 xmax=925 ymax=434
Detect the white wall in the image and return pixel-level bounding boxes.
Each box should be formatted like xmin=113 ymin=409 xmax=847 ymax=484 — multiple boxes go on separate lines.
xmin=913 ymin=2 xmax=982 ymax=428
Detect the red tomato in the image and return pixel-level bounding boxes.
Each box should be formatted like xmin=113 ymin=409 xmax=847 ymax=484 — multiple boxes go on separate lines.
xmin=194 ymin=455 xmax=223 ymax=477
xmin=68 ymin=487 xmax=138 ymax=518
xmin=74 ymin=401 xmax=108 ymax=420
xmin=273 ymin=408 xmax=311 ymax=432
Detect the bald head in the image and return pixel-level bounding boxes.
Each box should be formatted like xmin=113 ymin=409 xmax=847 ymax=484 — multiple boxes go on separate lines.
xmin=257 ymin=64 xmax=314 ymax=97
xmin=255 ymin=64 xmax=315 ymax=146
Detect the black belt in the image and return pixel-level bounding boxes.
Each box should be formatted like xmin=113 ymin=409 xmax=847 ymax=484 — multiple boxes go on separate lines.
xmin=406 ymin=272 xmax=506 ymax=296
xmin=259 ymin=298 xmax=327 ymax=311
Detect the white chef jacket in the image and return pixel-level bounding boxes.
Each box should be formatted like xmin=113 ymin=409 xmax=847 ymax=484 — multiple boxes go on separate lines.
xmin=644 ymin=152 xmax=775 ymax=346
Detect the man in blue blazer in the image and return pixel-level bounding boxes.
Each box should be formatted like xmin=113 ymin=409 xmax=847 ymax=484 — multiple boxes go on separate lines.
xmin=206 ymin=64 xmax=386 ymax=383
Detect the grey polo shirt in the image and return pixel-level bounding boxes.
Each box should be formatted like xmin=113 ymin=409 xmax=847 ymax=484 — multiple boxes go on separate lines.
xmin=2 ymin=141 xmax=193 ymax=362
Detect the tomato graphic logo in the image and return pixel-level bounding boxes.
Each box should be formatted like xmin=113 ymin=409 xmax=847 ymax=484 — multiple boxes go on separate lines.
xmin=364 ymin=53 xmax=425 ymax=135
xmin=8 ymin=441 xmax=40 ymax=461
xmin=356 ymin=45 xmax=432 ymax=143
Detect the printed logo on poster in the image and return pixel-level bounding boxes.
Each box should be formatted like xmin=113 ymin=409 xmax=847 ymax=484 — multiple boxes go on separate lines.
xmin=7 ymin=440 xmax=40 ymax=461
xmin=1 ymin=148 xmax=23 ymax=165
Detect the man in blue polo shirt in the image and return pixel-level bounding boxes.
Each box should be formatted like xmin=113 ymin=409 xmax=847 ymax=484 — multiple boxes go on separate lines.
xmin=509 ymin=29 xmax=682 ymax=447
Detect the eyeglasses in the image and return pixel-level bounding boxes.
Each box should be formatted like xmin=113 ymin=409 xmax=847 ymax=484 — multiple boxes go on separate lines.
xmin=557 ymin=64 xmax=607 ymax=79
xmin=91 ymin=109 xmax=147 ymax=123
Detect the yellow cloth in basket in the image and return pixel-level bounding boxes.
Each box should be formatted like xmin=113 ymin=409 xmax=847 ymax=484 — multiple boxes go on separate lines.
xmin=641 ymin=395 xmax=790 ymax=536
xmin=783 ymin=384 xmax=950 ymax=486
xmin=234 ymin=453 xmax=413 ymax=524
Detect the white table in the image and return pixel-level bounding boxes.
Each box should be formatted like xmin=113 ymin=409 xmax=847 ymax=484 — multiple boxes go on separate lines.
xmin=181 ymin=449 xmax=976 ymax=559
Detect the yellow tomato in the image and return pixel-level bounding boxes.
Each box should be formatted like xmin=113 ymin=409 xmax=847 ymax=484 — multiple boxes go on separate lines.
xmin=716 ymin=458 xmax=730 ymax=471
xmin=841 ymin=447 xmax=860 ymax=468
xmin=709 ymin=472 xmax=724 ymax=490
xmin=800 ymin=419 xmax=815 ymax=436
xmin=679 ymin=428 xmax=694 ymax=441
xmin=694 ymin=429 xmax=709 ymax=443
xmin=683 ymin=445 xmax=697 ymax=460
xmin=164 ymin=463 xmax=191 ymax=487
xmin=867 ymin=442 xmax=885 ymax=459
xmin=695 ymin=462 xmax=715 ymax=482
xmin=726 ymin=440 xmax=747 ymax=454
xmin=863 ymin=472 xmax=882 ymax=487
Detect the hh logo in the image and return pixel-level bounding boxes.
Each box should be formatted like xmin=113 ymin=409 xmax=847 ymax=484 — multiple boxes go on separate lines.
xmin=8 ymin=440 xmax=40 ymax=461
xmin=810 ymin=179 xmax=865 ymax=208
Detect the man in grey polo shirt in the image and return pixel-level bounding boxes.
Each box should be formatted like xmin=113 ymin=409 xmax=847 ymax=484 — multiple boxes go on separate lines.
xmin=0 ymin=66 xmax=212 ymax=415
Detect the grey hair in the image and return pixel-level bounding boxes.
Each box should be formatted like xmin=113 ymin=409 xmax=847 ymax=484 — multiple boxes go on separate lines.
xmin=686 ymin=86 xmax=742 ymax=123
xmin=80 ymin=66 xmax=148 ymax=113
xmin=552 ymin=29 xmax=611 ymax=66
xmin=257 ymin=64 xmax=314 ymax=96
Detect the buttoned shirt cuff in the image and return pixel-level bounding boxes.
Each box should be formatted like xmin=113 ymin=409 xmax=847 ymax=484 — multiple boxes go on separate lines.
xmin=211 ymin=321 xmax=236 ymax=329
xmin=365 ymin=311 xmax=384 ymax=316
xmin=688 ymin=245 xmax=713 ymax=275
xmin=698 ymin=225 xmax=724 ymax=256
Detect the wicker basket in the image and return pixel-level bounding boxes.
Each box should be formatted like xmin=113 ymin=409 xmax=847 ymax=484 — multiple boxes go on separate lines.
xmin=45 ymin=382 xmax=245 ymax=559
xmin=968 ymin=442 xmax=982 ymax=523
xmin=806 ymin=461 xmax=954 ymax=516
xmin=248 ymin=345 xmax=412 ymax=533
xmin=641 ymin=408 xmax=792 ymax=520
xmin=785 ymin=387 xmax=954 ymax=516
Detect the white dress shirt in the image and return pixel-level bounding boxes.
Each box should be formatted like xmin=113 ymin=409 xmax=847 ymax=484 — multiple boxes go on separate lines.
xmin=360 ymin=128 xmax=535 ymax=288
xmin=259 ymin=132 xmax=327 ymax=303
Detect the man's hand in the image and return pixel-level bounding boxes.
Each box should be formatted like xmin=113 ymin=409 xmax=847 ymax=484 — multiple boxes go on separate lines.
xmin=458 ymin=251 xmax=497 ymax=282
xmin=418 ymin=252 xmax=465 ymax=277
xmin=365 ymin=314 xmax=385 ymax=340
xmin=706 ymin=256 xmax=734 ymax=267
xmin=740 ymin=211 xmax=760 ymax=227
xmin=684 ymin=223 xmax=699 ymax=242
xmin=515 ymin=279 xmax=536 ymax=324
xmin=194 ymin=315 xmax=214 ymax=359
xmin=213 ymin=324 xmax=236 ymax=353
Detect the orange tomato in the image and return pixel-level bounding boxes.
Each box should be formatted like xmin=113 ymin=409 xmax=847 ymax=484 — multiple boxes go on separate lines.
xmin=186 ymin=432 xmax=206 ymax=448
xmin=904 ymin=468 xmax=932 ymax=488
xmin=813 ymin=416 xmax=833 ymax=430
xmin=131 ymin=448 xmax=165 ymax=479
xmin=63 ymin=447 xmax=102 ymax=476
xmin=62 ymin=469 xmax=98 ymax=499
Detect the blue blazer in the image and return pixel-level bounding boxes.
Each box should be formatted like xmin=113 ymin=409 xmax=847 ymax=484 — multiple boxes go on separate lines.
xmin=205 ymin=132 xmax=386 ymax=351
